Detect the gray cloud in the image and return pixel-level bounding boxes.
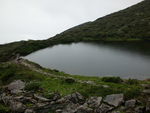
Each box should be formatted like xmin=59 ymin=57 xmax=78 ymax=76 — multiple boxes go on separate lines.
xmin=0 ymin=0 xmax=143 ymax=44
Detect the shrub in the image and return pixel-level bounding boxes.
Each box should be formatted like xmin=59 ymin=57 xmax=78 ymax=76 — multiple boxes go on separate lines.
xmin=25 ymin=81 xmax=41 ymax=92
xmin=101 ymin=76 xmax=123 ymax=83
xmin=126 ymin=78 xmax=139 ymax=85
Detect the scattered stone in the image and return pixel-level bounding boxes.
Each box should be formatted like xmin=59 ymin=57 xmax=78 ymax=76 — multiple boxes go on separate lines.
xmin=125 ymin=99 xmax=136 ymax=108
xmin=36 ymin=102 xmax=49 ymax=107
xmin=104 ymin=94 xmax=124 ymax=107
xmin=34 ymin=94 xmax=50 ymax=102
xmin=55 ymin=109 xmax=63 ymax=113
xmin=10 ymin=101 xmax=26 ymax=112
xmin=111 ymin=111 xmax=121 ymax=113
xmin=102 ymin=85 xmax=110 ymax=88
xmin=7 ymin=80 xmax=25 ymax=94
xmin=146 ymin=100 xmax=150 ymax=112
xmin=25 ymin=109 xmax=35 ymax=113
xmin=142 ymin=89 xmax=150 ymax=94
xmin=62 ymin=102 xmax=79 ymax=113
xmin=53 ymin=93 xmax=61 ymax=101
xmin=141 ymin=84 xmax=150 ymax=89
xmin=76 ymin=105 xmax=93 ymax=113
xmin=96 ymin=103 xmax=114 ymax=113
xmin=87 ymin=96 xmax=102 ymax=108
xmin=85 ymin=81 xmax=95 ymax=85
xmin=134 ymin=106 xmax=145 ymax=113
xmin=65 ymin=92 xmax=84 ymax=104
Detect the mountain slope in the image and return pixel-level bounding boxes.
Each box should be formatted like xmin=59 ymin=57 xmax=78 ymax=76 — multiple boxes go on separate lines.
xmin=0 ymin=0 xmax=150 ymax=62
xmin=52 ymin=0 xmax=150 ymax=42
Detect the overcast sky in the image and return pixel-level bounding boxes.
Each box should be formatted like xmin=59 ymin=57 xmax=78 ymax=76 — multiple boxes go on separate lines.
xmin=0 ymin=0 xmax=143 ymax=44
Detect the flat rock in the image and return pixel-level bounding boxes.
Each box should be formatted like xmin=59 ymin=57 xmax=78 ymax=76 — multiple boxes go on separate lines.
xmin=65 ymin=92 xmax=84 ymax=104
xmin=96 ymin=103 xmax=114 ymax=113
xmin=125 ymin=99 xmax=136 ymax=108
xmin=25 ymin=109 xmax=35 ymax=113
xmin=10 ymin=101 xmax=26 ymax=112
xmin=34 ymin=94 xmax=50 ymax=102
xmin=87 ymin=96 xmax=102 ymax=108
xmin=76 ymin=105 xmax=93 ymax=113
xmin=141 ymin=84 xmax=150 ymax=89
xmin=7 ymin=80 xmax=25 ymax=94
xmin=104 ymin=94 xmax=124 ymax=107
xmin=142 ymin=90 xmax=150 ymax=94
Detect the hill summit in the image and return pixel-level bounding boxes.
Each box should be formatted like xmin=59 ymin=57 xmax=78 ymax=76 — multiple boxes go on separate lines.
xmin=51 ymin=0 xmax=150 ymax=42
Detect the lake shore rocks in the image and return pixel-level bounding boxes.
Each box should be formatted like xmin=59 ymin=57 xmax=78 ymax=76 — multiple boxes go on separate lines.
xmin=0 ymin=80 xmax=150 ymax=113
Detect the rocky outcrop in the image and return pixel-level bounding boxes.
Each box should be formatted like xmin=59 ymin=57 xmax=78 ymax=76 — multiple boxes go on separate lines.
xmin=0 ymin=80 xmax=150 ymax=113
xmin=7 ymin=80 xmax=25 ymax=94
xmin=104 ymin=94 xmax=124 ymax=107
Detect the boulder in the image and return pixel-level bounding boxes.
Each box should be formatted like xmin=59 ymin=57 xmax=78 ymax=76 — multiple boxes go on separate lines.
xmin=142 ymin=90 xmax=150 ymax=94
xmin=10 ymin=101 xmax=26 ymax=112
xmin=62 ymin=102 xmax=79 ymax=113
xmin=96 ymin=103 xmax=114 ymax=113
xmin=7 ymin=80 xmax=25 ymax=94
xmin=65 ymin=92 xmax=84 ymax=104
xmin=104 ymin=94 xmax=124 ymax=107
xmin=76 ymin=105 xmax=93 ymax=113
xmin=125 ymin=99 xmax=136 ymax=108
xmin=87 ymin=96 xmax=102 ymax=108
xmin=34 ymin=94 xmax=50 ymax=102
xmin=102 ymin=85 xmax=110 ymax=88
xmin=55 ymin=109 xmax=63 ymax=113
xmin=25 ymin=109 xmax=35 ymax=113
xmin=141 ymin=84 xmax=150 ymax=89
xmin=134 ymin=106 xmax=145 ymax=113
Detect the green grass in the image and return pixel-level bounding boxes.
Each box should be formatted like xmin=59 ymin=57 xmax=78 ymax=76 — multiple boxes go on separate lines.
xmin=0 ymin=60 xmax=148 ymax=99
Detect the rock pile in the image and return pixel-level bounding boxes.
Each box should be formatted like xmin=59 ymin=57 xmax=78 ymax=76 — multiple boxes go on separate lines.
xmin=0 ymin=80 xmax=150 ymax=113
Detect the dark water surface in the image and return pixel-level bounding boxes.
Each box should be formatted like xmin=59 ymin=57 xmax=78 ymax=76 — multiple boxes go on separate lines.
xmin=25 ymin=42 xmax=150 ymax=79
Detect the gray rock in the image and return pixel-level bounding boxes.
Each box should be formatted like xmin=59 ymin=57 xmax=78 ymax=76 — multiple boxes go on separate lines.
xmin=111 ymin=111 xmax=121 ymax=113
xmin=65 ymin=92 xmax=84 ymax=104
xmin=1 ymin=93 xmax=13 ymax=105
xmin=25 ymin=109 xmax=35 ymax=113
xmin=55 ymin=109 xmax=63 ymax=113
xmin=125 ymin=99 xmax=136 ymax=108
xmin=135 ymin=106 xmax=145 ymax=113
xmin=7 ymin=80 xmax=25 ymax=94
xmin=146 ymin=100 xmax=150 ymax=112
xmin=87 ymin=96 xmax=102 ymax=108
xmin=76 ymin=105 xmax=93 ymax=113
xmin=62 ymin=102 xmax=80 ymax=113
xmin=104 ymin=94 xmax=124 ymax=107
xmin=141 ymin=84 xmax=150 ymax=89
xmin=102 ymin=85 xmax=110 ymax=88
xmin=85 ymin=81 xmax=95 ymax=85
xmin=10 ymin=101 xmax=26 ymax=112
xmin=96 ymin=103 xmax=113 ymax=113
xmin=34 ymin=94 xmax=50 ymax=102
xmin=142 ymin=89 xmax=150 ymax=94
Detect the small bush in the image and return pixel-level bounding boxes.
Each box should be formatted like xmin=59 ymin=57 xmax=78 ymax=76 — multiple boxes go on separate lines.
xmin=25 ymin=81 xmax=41 ymax=91
xmin=124 ymin=87 xmax=141 ymax=99
xmin=101 ymin=76 xmax=123 ymax=83
xmin=126 ymin=79 xmax=139 ymax=85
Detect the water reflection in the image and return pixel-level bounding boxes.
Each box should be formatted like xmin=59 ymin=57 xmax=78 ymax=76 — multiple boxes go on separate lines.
xmin=25 ymin=41 xmax=150 ymax=80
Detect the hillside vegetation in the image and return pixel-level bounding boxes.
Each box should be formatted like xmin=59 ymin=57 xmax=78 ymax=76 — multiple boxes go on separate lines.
xmin=0 ymin=0 xmax=150 ymax=62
